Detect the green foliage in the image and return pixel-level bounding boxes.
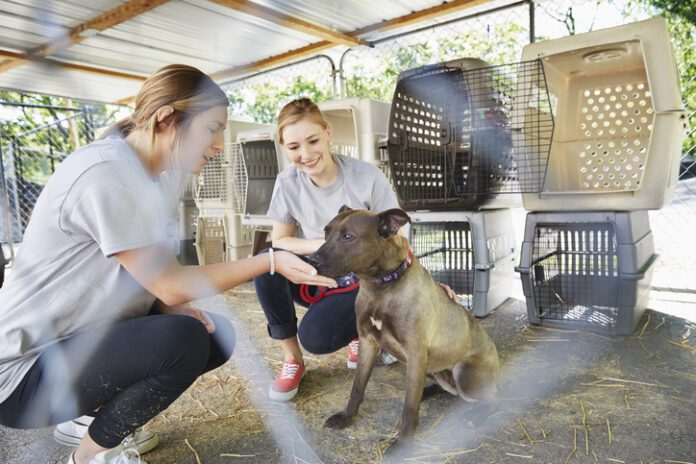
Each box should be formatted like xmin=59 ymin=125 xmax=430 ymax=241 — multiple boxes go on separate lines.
xmin=648 ymin=0 xmax=696 ymax=26
xmin=227 ymin=76 xmax=331 ymax=124
xmin=344 ymin=23 xmax=527 ymax=101
xmin=0 ymin=90 xmax=122 ymax=184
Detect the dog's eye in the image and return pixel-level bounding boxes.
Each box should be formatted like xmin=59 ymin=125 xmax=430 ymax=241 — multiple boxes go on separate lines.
xmin=342 ymin=233 xmax=354 ymax=241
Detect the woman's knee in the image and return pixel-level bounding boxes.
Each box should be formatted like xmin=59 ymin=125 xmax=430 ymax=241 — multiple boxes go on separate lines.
xmin=209 ymin=313 xmax=236 ymax=360
xmin=157 ymin=316 xmax=212 ymax=372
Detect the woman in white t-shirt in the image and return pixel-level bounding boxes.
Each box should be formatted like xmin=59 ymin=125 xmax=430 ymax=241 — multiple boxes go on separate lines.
xmin=254 ymin=98 xmax=401 ymax=402
xmin=0 ymin=66 xmax=335 ymax=464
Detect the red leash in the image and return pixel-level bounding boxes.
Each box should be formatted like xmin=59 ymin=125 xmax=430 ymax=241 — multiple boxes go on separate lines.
xmin=299 ymin=280 xmax=361 ymax=304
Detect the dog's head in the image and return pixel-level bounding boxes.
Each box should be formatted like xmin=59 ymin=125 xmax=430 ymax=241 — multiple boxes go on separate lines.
xmin=307 ymin=206 xmax=411 ymax=279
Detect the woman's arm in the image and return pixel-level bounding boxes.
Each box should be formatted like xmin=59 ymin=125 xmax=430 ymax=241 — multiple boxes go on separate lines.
xmin=270 ymin=221 xmax=324 ymax=256
xmin=115 ymin=244 xmax=336 ymax=306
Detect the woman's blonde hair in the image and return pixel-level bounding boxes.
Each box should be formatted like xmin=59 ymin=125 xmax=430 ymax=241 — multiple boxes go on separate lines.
xmin=276 ymin=97 xmax=330 ymax=144
xmin=102 ymin=64 xmax=229 ymax=163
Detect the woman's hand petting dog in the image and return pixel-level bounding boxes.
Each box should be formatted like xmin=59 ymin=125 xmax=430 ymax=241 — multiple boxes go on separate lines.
xmin=439 ymin=282 xmax=457 ymax=300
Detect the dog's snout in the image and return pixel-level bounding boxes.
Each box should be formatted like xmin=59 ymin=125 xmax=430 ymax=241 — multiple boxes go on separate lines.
xmin=306 ymin=254 xmax=321 ymax=268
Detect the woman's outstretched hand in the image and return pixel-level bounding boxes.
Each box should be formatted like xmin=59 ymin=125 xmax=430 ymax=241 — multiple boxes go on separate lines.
xmin=274 ymin=251 xmax=338 ymax=288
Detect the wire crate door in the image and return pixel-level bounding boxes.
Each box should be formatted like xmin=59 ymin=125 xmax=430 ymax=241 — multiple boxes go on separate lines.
xmin=387 ymin=59 xmax=553 ymax=209
xmin=531 ymin=223 xmax=620 ymax=327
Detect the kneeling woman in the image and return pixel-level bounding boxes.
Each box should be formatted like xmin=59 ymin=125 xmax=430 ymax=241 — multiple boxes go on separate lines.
xmin=0 ymin=65 xmax=335 ymax=464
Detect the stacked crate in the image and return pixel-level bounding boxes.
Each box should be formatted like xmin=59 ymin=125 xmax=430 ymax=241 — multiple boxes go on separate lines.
xmin=515 ymin=17 xmax=687 ymax=334
xmin=387 ymin=58 xmax=554 ymax=316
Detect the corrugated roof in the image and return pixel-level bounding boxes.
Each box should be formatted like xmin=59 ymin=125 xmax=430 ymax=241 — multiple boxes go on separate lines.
xmin=0 ymin=0 xmax=500 ymax=103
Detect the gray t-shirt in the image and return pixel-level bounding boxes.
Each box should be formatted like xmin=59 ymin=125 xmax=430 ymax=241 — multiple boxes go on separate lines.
xmin=0 ymin=136 xmax=180 ymax=403
xmin=266 ymin=155 xmax=399 ymax=239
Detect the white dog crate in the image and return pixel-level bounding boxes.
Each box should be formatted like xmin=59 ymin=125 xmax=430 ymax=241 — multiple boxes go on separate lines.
xmin=195 ymin=210 xmax=253 ymax=265
xmin=318 ymin=98 xmax=390 ymax=165
xmin=409 ymin=209 xmax=517 ymax=317
xmin=516 ymin=211 xmax=657 ymax=335
xmin=520 ymin=17 xmax=687 ymax=211
xmin=193 ymin=142 xmax=253 ymax=264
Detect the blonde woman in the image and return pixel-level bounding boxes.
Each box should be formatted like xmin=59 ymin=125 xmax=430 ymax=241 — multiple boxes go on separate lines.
xmin=0 ymin=66 xmax=335 ymax=464
xmin=253 ymin=98 xmax=400 ymax=402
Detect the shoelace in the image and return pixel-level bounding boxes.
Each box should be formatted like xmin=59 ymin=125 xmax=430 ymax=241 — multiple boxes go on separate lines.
xmin=348 ymin=339 xmax=359 ymax=356
xmin=111 ymin=447 xmax=141 ymax=464
xmin=121 ymin=432 xmax=136 ymax=447
xmin=280 ymin=362 xmax=300 ymax=380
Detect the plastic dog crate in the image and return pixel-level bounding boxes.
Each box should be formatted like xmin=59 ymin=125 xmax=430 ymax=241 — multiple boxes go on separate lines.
xmin=387 ymin=58 xmax=554 ymax=211
xmin=409 ymin=209 xmax=517 ymax=317
xmin=520 ymin=17 xmax=687 ymax=211
xmin=516 ymin=211 xmax=657 ymax=335
xmin=318 ymin=98 xmax=391 ymax=165
xmin=195 ymin=212 xmax=253 ymax=265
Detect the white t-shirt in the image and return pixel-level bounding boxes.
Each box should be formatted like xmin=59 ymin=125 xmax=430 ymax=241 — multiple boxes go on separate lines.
xmin=266 ymin=155 xmax=400 ymax=239
xmin=0 ymin=136 xmax=181 ymax=403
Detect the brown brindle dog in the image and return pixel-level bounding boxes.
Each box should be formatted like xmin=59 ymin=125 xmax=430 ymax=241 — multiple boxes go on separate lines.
xmin=307 ymin=206 xmax=500 ymax=451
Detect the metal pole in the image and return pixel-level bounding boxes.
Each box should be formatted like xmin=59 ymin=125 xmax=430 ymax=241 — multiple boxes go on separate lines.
xmin=338 ymin=48 xmax=354 ymax=99
xmin=529 ymin=1 xmax=536 ymax=43
xmin=8 ymin=139 xmax=22 ymax=243
xmin=0 ymin=139 xmax=16 ymax=263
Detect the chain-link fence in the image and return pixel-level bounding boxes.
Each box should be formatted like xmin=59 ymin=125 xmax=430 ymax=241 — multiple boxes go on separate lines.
xmin=341 ymin=1 xmax=532 ymax=102
xmin=221 ymin=55 xmax=337 ymax=124
xmin=0 ymin=100 xmax=127 ymax=264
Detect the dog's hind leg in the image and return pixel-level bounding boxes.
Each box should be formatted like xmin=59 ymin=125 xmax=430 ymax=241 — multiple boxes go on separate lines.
xmin=452 ymin=355 xmax=500 ymax=427
xmin=325 ymin=337 xmax=380 ymax=430
xmin=430 ymin=370 xmax=459 ymax=397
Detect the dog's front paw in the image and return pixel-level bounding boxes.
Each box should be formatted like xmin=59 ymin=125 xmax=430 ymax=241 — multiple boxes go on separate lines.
xmin=383 ymin=437 xmax=414 ymax=461
xmin=324 ymin=412 xmax=353 ymax=429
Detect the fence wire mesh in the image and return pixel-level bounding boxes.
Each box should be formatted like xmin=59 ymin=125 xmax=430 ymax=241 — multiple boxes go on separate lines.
xmin=1 ymin=100 xmax=128 ymax=263
xmin=221 ymin=55 xmax=337 ymax=124
xmin=341 ymin=2 xmax=531 ymax=102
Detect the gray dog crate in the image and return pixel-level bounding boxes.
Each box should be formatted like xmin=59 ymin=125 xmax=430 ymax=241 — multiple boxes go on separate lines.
xmin=409 ymin=209 xmax=516 ymax=317
xmin=516 ymin=211 xmax=657 ymax=335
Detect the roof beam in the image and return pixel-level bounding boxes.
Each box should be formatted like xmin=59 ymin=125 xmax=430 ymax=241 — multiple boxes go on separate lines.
xmin=211 ymin=0 xmax=489 ymax=80
xmin=209 ymin=0 xmax=367 ymax=47
xmin=211 ymin=41 xmax=335 ymax=81
xmin=0 ymin=49 xmax=147 ymax=81
xmin=353 ymin=0 xmax=491 ymax=35
xmin=0 ymin=0 xmax=170 ymax=74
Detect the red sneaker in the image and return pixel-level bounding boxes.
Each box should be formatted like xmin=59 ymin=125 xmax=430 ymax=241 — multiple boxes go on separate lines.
xmin=347 ymin=338 xmax=359 ymax=369
xmin=269 ymin=359 xmax=305 ymax=401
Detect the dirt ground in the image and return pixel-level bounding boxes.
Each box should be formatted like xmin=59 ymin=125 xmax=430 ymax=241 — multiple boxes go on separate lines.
xmin=1 ymin=282 xmax=695 ymax=464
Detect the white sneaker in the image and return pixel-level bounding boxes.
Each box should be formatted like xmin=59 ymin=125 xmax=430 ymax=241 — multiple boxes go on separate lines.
xmin=66 ymin=444 xmax=147 ymax=464
xmin=55 ymin=415 xmax=158 ymax=454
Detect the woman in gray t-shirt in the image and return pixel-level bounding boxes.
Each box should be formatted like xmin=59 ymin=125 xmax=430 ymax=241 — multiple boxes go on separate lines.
xmin=254 ymin=98 xmax=400 ymax=402
xmin=0 ymin=67 xmax=335 ymax=464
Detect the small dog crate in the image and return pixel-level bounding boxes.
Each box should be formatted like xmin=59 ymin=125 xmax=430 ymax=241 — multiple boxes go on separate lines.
xmin=516 ymin=211 xmax=657 ymax=335
xmin=195 ymin=212 xmax=253 ymax=265
xmin=409 ymin=209 xmax=516 ymax=317
xmin=387 ymin=58 xmax=554 ymax=211
xmin=520 ymin=17 xmax=687 ymax=211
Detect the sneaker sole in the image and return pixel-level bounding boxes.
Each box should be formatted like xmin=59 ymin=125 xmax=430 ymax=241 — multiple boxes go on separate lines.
xmin=268 ymin=385 xmax=299 ymax=402
xmin=53 ymin=429 xmax=159 ymax=455
xmin=53 ymin=429 xmax=81 ymax=447
xmin=346 ymin=359 xmax=357 ymax=369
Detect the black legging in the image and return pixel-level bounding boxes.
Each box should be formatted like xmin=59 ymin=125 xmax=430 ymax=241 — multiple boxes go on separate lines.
xmin=253 ymin=249 xmax=359 ymax=354
xmin=0 ymin=311 xmax=235 ymax=448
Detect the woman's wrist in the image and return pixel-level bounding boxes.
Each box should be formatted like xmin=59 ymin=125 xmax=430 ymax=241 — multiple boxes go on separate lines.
xmin=268 ymin=247 xmax=275 ymax=275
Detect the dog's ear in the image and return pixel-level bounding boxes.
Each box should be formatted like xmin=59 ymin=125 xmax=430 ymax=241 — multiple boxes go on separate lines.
xmin=338 ymin=204 xmax=353 ymax=214
xmin=377 ymin=209 xmax=411 ymax=238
